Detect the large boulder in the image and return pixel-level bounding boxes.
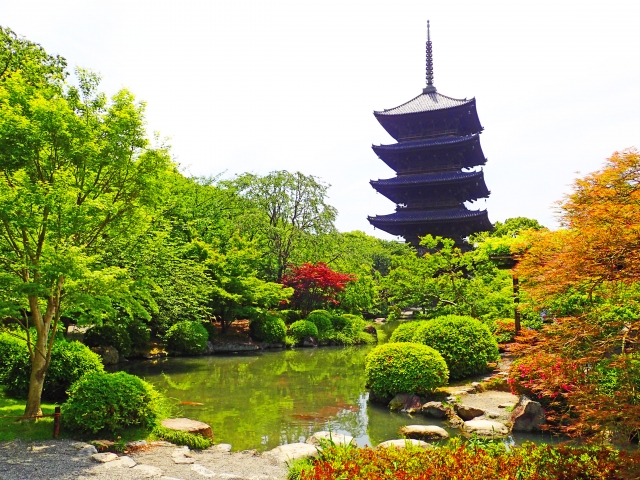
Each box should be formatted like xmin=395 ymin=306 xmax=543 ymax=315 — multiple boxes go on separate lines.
xmin=161 ymin=418 xmax=213 ymax=439
xmin=306 ymin=431 xmax=356 ymax=447
xmin=266 ymin=443 xmax=318 ymax=462
xmin=511 ymin=396 xmax=546 ymax=432
xmin=399 ymin=425 xmax=449 ymax=441
xmin=363 ymin=325 xmax=378 ymax=338
xmin=455 ymin=404 xmax=486 ymax=421
xmin=389 ymin=393 xmax=423 ymax=412
xmin=422 ymin=401 xmax=450 ymax=419
xmin=91 ymin=346 xmax=119 ymax=365
xmin=378 ymin=439 xmax=433 ymax=450
xmin=462 ymin=420 xmax=509 ymax=438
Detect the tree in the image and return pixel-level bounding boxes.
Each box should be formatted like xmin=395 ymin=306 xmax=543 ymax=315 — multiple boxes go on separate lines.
xmin=282 ymin=262 xmax=355 ymax=315
xmin=0 ymin=37 xmax=171 ymax=416
xmin=227 ymin=171 xmax=337 ymax=281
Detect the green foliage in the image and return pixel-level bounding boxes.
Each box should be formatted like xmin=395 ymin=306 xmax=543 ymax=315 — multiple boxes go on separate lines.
xmin=250 ymin=313 xmax=287 ymax=344
xmin=0 ymin=332 xmax=24 ymax=382
xmin=330 ymin=313 xmax=349 ymax=331
xmin=62 ymin=371 xmax=163 ymax=434
xmin=492 ymin=318 xmax=516 ymax=344
xmin=280 ymin=309 xmax=302 ymax=324
xmin=365 ymin=342 xmax=449 ymax=398
xmin=5 ymin=339 xmax=104 ymax=401
xmin=200 ymin=321 xmax=218 ymax=341
xmin=164 ymin=321 xmax=209 ymax=355
xmin=288 ymin=320 xmax=319 ymax=341
xmin=152 ymin=425 xmax=213 ymax=449
xmin=412 ymin=315 xmax=499 ymax=380
xmin=306 ymin=310 xmax=333 ymax=333
xmin=126 ymin=319 xmax=152 ymax=350
xmin=388 ymin=320 xmax=428 ymax=343
xmin=83 ymin=324 xmax=132 ymax=357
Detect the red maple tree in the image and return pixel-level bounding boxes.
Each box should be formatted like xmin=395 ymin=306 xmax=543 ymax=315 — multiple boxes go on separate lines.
xmin=281 ymin=262 xmax=356 ymax=315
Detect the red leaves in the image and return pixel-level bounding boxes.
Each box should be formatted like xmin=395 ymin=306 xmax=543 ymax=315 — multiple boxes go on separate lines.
xmin=281 ymin=262 xmax=355 ymax=314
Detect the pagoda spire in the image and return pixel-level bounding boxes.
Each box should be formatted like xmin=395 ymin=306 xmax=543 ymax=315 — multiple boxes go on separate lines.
xmin=423 ymin=20 xmax=436 ymax=94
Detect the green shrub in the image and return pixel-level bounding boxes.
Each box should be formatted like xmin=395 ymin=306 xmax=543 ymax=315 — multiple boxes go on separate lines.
xmin=306 ymin=310 xmax=333 ymax=333
xmin=389 ymin=321 xmax=428 ymax=343
xmin=62 ymin=371 xmax=163 ymax=434
xmin=330 ymin=314 xmax=349 ymax=331
xmin=250 ymin=314 xmax=287 ymax=344
xmin=126 ymin=319 xmax=151 ymax=350
xmin=365 ymin=342 xmax=449 ymax=397
xmin=200 ymin=321 xmax=218 ymax=341
xmin=164 ymin=321 xmax=209 ymax=355
xmin=280 ymin=310 xmax=302 ymax=325
xmin=5 ymin=339 xmax=104 ymax=401
xmin=84 ymin=324 xmax=132 ymax=357
xmin=288 ymin=320 xmax=319 ymax=341
xmin=0 ymin=331 xmax=25 ymax=383
xmin=412 ymin=315 xmax=499 ymax=380
xmin=152 ymin=425 xmax=213 ymax=449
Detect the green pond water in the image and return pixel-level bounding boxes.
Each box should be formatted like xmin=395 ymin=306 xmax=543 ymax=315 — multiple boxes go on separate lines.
xmin=116 ymin=324 xmax=561 ymax=451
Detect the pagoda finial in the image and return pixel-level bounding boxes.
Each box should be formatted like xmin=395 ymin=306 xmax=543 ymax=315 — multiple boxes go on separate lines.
xmin=423 ymin=20 xmax=436 ymax=94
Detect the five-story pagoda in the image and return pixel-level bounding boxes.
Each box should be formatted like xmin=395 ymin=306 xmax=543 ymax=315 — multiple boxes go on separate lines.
xmin=368 ymin=21 xmax=491 ymax=248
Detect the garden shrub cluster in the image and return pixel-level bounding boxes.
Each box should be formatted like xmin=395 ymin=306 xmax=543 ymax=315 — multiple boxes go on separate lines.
xmin=5 ymin=339 xmax=104 ymax=401
xmin=62 ymin=371 xmax=164 ymax=434
xmin=164 ymin=320 xmax=209 ymax=355
xmin=126 ymin=318 xmax=152 ymax=350
xmin=83 ymin=324 xmax=132 ymax=357
xmin=412 ymin=315 xmax=499 ymax=380
xmin=288 ymin=320 xmax=319 ymax=342
xmin=389 ymin=320 xmax=428 ymax=343
xmin=0 ymin=332 xmax=24 ymax=383
xmin=250 ymin=313 xmax=287 ymax=344
xmin=306 ymin=310 xmax=333 ymax=334
xmin=289 ymin=440 xmax=640 ymax=480
xmin=365 ymin=342 xmax=448 ymax=398
xmin=280 ymin=309 xmax=302 ymax=325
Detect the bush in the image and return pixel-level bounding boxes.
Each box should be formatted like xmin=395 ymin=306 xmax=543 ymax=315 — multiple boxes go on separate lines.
xmin=330 ymin=314 xmax=349 ymax=331
xmin=5 ymin=339 xmax=104 ymax=401
xmin=84 ymin=324 xmax=132 ymax=357
xmin=280 ymin=310 xmax=302 ymax=325
xmin=200 ymin=321 xmax=218 ymax=341
xmin=250 ymin=313 xmax=287 ymax=344
xmin=389 ymin=321 xmax=428 ymax=343
xmin=0 ymin=331 xmax=25 ymax=383
xmin=365 ymin=342 xmax=449 ymax=398
xmin=492 ymin=318 xmax=516 ymax=344
xmin=288 ymin=320 xmax=319 ymax=341
xmin=306 ymin=310 xmax=333 ymax=333
xmin=126 ymin=319 xmax=151 ymax=350
xmin=62 ymin=371 xmax=163 ymax=434
xmin=152 ymin=425 xmax=213 ymax=449
xmin=164 ymin=321 xmax=209 ymax=355
xmin=412 ymin=315 xmax=499 ymax=380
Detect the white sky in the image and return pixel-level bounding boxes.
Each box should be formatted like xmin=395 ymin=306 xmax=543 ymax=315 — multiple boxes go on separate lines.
xmin=3 ymin=1 xmax=640 ymax=239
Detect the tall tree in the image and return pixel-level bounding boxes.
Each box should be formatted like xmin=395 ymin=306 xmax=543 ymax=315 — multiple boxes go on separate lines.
xmin=0 ymin=35 xmax=171 ymax=415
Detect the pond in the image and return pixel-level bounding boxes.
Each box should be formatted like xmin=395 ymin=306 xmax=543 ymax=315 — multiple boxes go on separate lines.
xmin=116 ymin=323 xmax=561 ymax=451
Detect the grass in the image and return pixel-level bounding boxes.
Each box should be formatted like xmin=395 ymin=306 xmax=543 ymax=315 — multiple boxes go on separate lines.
xmin=0 ymin=388 xmax=61 ymax=442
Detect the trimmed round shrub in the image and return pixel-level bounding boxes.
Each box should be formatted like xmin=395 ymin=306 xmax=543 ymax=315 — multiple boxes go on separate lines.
xmin=280 ymin=310 xmax=302 ymax=325
xmin=0 ymin=331 xmax=25 ymax=382
xmin=164 ymin=321 xmax=209 ymax=355
xmin=365 ymin=342 xmax=449 ymax=397
xmin=126 ymin=319 xmax=151 ymax=350
xmin=412 ymin=315 xmax=499 ymax=380
xmin=288 ymin=320 xmax=318 ymax=341
xmin=330 ymin=314 xmax=349 ymax=331
xmin=306 ymin=310 xmax=333 ymax=333
xmin=84 ymin=324 xmax=132 ymax=357
xmin=62 ymin=371 xmax=163 ymax=434
xmin=389 ymin=320 xmax=428 ymax=343
xmin=250 ymin=314 xmax=287 ymax=344
xmin=5 ymin=339 xmax=104 ymax=401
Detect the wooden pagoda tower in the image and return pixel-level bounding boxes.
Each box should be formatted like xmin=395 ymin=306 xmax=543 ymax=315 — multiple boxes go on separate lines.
xmin=368 ymin=21 xmax=492 ymax=249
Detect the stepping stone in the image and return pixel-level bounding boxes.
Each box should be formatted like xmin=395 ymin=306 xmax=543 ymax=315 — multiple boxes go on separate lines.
xmin=210 ymin=443 xmax=232 ymax=452
xmin=306 ymin=431 xmax=356 ymax=447
xmin=78 ymin=445 xmax=98 ymax=455
xmin=399 ymin=425 xmax=449 ymax=440
xmin=162 ymin=418 xmax=214 ymax=439
xmin=266 ymin=443 xmax=319 ymax=462
xmin=377 ymin=439 xmax=433 ymax=450
xmin=132 ymin=464 xmax=164 ymax=477
xmin=172 ymin=446 xmax=195 ymax=464
xmin=127 ymin=440 xmax=148 ymax=449
xmin=92 ymin=452 xmax=118 ymax=463
xmin=455 ymin=404 xmax=486 ymax=421
xmin=191 ymin=464 xmax=216 ymax=477
xmin=102 ymin=455 xmax=136 ymax=469
xmin=462 ymin=420 xmax=509 ymax=438
xmin=422 ymin=401 xmax=449 ymax=418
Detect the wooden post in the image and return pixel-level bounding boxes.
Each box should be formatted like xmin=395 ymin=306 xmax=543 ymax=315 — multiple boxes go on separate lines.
xmin=513 ymin=274 xmax=521 ymax=334
xmin=53 ymin=406 xmax=61 ymax=438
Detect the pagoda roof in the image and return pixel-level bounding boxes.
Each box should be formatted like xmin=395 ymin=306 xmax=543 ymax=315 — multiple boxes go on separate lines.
xmin=371 ymin=170 xmax=484 ymax=188
xmin=375 ymin=92 xmax=473 ymax=116
xmin=373 ymin=133 xmax=479 ymax=153
xmin=368 ymin=207 xmax=489 ymax=224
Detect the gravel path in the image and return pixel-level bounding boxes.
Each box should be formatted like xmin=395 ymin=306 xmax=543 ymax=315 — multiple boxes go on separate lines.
xmin=0 ymin=440 xmax=287 ymax=480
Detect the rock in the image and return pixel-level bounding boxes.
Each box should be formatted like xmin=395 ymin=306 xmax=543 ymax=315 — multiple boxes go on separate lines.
xmin=455 ymin=404 xmax=486 ymax=421
xmin=462 ymin=420 xmax=509 ymax=438
xmin=126 ymin=440 xmax=148 ymax=449
xmin=172 ymin=446 xmax=195 ymax=464
xmin=422 ymin=401 xmax=449 ymax=418
xmin=91 ymin=346 xmax=119 ymax=365
xmin=389 ymin=393 xmax=423 ymax=412
xmin=210 ymin=443 xmax=233 ymax=452
xmin=266 ymin=443 xmax=319 ymax=462
xmin=162 ymin=418 xmax=214 ymax=439
xmin=205 ymin=341 xmax=215 ymax=354
xmin=511 ymin=396 xmax=546 ymax=432
xmin=91 ymin=439 xmax=115 ymax=451
xmin=306 ymin=431 xmax=356 ymax=447
xmin=363 ymin=325 xmax=377 ymax=338
xmin=70 ymin=442 xmax=90 ymax=450
xmin=374 ymin=318 xmax=386 ymax=324
xmin=92 ymin=452 xmax=119 ymax=463
xmin=211 ymin=341 xmax=260 ymax=353
xmin=101 ymin=455 xmax=136 ymax=469
xmin=398 ymin=425 xmax=449 ymax=440
xmin=191 ymin=464 xmax=216 ymax=477
xmin=448 ymin=414 xmax=465 ymax=428
xmin=498 ymin=403 xmax=516 ymax=409
xmin=471 ymin=382 xmax=485 ymax=393
xmin=78 ymin=445 xmax=98 ymax=455
xmin=378 ymin=439 xmax=433 ymax=450
xmin=301 ymin=336 xmax=318 ymax=347
xmin=131 ymin=464 xmax=164 ymax=477
xmin=487 ymin=411 xmax=501 ymax=419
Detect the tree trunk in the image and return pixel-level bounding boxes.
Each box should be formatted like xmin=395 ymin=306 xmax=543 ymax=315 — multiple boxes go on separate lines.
xmin=23 ymin=331 xmax=48 ymax=418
